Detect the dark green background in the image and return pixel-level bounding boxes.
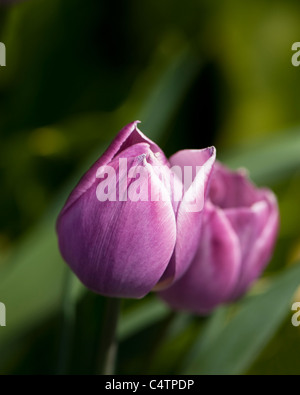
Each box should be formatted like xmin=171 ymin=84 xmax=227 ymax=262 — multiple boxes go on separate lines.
xmin=0 ymin=0 xmax=300 ymax=375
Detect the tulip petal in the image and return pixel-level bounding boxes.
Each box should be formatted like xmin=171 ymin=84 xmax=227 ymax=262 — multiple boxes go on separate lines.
xmin=225 ymin=190 xmax=279 ymax=300
xmin=209 ymin=162 xmax=263 ymax=209
xmin=157 ymin=147 xmax=216 ymax=286
xmin=60 ymin=121 xmax=169 ymax=217
xmin=57 ymin=155 xmax=176 ymax=298
xmin=159 ymin=203 xmax=241 ymax=314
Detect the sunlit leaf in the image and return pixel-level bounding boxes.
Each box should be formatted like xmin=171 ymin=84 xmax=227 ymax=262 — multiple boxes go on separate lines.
xmin=183 ymin=262 xmax=300 ymax=375
xmin=221 ymin=128 xmax=300 ymax=185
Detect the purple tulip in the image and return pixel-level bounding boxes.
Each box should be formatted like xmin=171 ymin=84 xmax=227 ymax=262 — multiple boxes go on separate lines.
xmin=57 ymin=121 xmax=216 ymax=298
xmin=159 ymin=162 xmax=279 ymax=314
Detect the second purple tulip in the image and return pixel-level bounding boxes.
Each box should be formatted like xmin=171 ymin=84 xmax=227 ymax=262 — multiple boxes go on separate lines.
xmin=159 ymin=162 xmax=279 ymax=314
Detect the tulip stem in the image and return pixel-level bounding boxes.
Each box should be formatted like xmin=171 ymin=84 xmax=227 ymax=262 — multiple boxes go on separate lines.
xmin=98 ymin=297 xmax=121 ymax=375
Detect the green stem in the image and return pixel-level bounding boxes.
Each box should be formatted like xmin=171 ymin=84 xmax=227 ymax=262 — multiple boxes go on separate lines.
xmin=98 ymin=297 xmax=121 ymax=375
xmin=57 ymin=268 xmax=76 ymax=375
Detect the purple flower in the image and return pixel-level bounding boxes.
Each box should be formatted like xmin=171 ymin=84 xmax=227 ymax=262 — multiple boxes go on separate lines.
xmin=57 ymin=121 xmax=216 ymax=298
xmin=159 ymin=162 xmax=279 ymax=314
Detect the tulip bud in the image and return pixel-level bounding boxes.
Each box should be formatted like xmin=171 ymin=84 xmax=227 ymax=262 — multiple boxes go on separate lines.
xmin=57 ymin=121 xmax=216 ymax=298
xmin=159 ymin=162 xmax=279 ymax=314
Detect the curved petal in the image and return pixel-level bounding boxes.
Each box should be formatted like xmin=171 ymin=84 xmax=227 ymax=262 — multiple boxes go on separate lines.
xmin=157 ymin=147 xmax=216 ymax=287
xmin=57 ymin=155 xmax=177 ymax=298
xmin=226 ymin=190 xmax=279 ymax=300
xmin=58 ymin=121 xmax=169 ymax=218
xmin=158 ymin=203 xmax=241 ymax=314
xmin=209 ymin=162 xmax=263 ymax=209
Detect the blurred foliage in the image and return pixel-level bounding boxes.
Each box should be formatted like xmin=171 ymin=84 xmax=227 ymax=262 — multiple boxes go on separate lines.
xmin=0 ymin=0 xmax=300 ymax=375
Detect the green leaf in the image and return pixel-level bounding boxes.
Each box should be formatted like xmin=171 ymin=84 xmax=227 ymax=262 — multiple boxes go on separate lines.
xmin=0 ymin=217 xmax=84 ymax=347
xmin=221 ymin=128 xmax=300 ymax=185
xmin=118 ymin=297 xmax=169 ymax=342
xmin=138 ymin=49 xmax=200 ymax=138
xmin=183 ymin=262 xmax=300 ymax=375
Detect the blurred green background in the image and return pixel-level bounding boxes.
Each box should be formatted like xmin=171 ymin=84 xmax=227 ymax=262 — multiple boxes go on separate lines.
xmin=1 ymin=0 xmax=300 ymax=375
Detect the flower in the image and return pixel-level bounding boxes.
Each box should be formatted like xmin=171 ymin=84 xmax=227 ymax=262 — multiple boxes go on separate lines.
xmin=57 ymin=121 xmax=216 ymax=298
xmin=158 ymin=162 xmax=279 ymax=314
